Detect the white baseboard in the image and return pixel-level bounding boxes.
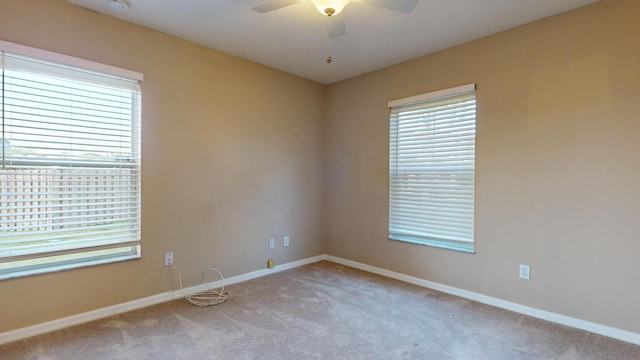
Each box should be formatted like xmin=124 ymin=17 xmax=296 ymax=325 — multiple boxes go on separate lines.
xmin=0 ymin=255 xmax=325 ymax=345
xmin=325 ymin=255 xmax=640 ymax=346
xmin=2 ymin=254 xmax=638 ymax=347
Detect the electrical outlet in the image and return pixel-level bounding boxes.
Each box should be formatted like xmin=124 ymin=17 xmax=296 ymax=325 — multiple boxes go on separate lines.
xmin=165 ymin=252 xmax=174 ymax=266
xmin=284 ymin=235 xmax=290 ymax=247
xmin=519 ymin=264 xmax=530 ymax=280
xmin=269 ymin=238 xmax=275 ymax=249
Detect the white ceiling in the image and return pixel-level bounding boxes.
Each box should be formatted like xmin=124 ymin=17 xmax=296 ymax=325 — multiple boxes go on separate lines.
xmin=66 ymin=0 xmax=598 ymax=84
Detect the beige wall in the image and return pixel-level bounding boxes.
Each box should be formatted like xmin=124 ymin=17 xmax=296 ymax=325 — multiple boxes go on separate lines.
xmin=324 ymin=0 xmax=640 ymax=334
xmin=1 ymin=0 xmax=639 ymax=338
xmin=0 ymin=0 xmax=325 ymax=332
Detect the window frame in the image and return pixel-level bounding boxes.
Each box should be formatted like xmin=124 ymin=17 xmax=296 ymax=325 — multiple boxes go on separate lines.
xmin=0 ymin=40 xmax=143 ymax=279
xmin=388 ymin=84 xmax=476 ymax=253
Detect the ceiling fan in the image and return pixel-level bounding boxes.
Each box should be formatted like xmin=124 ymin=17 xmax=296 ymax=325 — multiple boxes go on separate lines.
xmin=252 ymin=0 xmax=419 ymax=38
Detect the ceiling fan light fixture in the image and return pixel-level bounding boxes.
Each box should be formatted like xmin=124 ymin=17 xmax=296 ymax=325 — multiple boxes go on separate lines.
xmin=310 ymin=0 xmax=350 ymax=16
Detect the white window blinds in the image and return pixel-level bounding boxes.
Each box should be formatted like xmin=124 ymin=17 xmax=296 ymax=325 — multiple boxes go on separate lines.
xmin=388 ymin=84 xmax=476 ymax=253
xmin=0 ymin=42 xmax=143 ymax=278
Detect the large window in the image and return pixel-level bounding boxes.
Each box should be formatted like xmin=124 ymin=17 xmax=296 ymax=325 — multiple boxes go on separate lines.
xmin=388 ymin=84 xmax=476 ymax=253
xmin=0 ymin=41 xmax=143 ymax=279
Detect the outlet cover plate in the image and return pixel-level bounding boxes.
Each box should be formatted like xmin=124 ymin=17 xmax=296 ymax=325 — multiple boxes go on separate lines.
xmin=165 ymin=252 xmax=174 ymax=266
xmin=519 ymin=264 xmax=530 ymax=280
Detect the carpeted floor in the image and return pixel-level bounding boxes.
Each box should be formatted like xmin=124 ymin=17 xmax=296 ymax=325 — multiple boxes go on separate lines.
xmin=1 ymin=261 xmax=639 ymax=359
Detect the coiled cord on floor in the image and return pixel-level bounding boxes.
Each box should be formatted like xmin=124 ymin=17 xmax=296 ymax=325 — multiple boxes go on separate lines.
xmin=171 ymin=264 xmax=229 ymax=307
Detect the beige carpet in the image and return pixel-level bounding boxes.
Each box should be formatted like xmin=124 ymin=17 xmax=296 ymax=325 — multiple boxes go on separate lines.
xmin=2 ymin=261 xmax=639 ymax=359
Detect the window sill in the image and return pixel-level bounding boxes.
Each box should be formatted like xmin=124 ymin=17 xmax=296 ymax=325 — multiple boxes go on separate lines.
xmin=0 ymin=252 xmax=141 ymax=281
xmin=389 ymin=235 xmax=475 ymax=254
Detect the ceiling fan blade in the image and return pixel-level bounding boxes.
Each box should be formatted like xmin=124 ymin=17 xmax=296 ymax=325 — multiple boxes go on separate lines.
xmin=252 ymin=0 xmax=301 ymax=13
xmin=353 ymin=0 xmax=419 ymax=13
xmin=328 ymin=13 xmax=346 ymax=38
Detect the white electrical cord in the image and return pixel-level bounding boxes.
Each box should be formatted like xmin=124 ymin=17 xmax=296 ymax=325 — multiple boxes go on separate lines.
xmin=171 ymin=264 xmax=229 ymax=307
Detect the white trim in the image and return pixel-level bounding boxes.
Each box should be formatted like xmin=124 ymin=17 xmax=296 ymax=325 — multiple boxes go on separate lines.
xmin=0 ymin=39 xmax=143 ymax=81
xmin=0 ymin=255 xmax=325 ymax=345
xmin=325 ymin=255 xmax=640 ymax=346
xmin=2 ymin=254 xmax=639 ymax=347
xmin=388 ymin=83 xmax=475 ymax=107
